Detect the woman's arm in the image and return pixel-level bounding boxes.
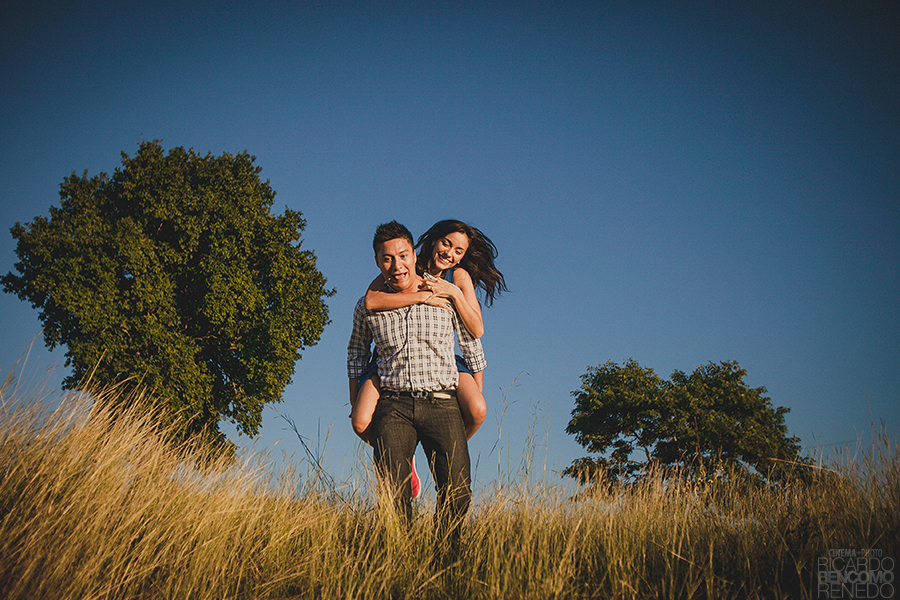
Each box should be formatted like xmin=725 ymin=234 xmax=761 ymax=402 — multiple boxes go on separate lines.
xmin=364 ymin=275 xmax=432 ymax=310
xmin=452 ymin=269 xmax=485 ymax=338
xmin=424 ymin=269 xmax=484 ymax=338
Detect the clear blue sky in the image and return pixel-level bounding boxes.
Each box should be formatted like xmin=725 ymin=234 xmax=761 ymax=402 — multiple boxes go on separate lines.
xmin=2 ymin=1 xmax=897 ymax=493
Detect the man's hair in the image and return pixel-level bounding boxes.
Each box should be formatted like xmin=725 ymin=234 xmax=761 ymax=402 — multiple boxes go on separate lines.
xmin=373 ymin=221 xmax=415 ymax=255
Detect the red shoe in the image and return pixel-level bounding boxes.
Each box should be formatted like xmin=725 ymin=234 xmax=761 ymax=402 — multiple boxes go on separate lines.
xmin=411 ymin=455 xmax=421 ymax=499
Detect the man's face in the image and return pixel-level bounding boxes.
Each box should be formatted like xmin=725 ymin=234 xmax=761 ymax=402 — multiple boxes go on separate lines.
xmin=375 ymin=237 xmax=418 ymax=292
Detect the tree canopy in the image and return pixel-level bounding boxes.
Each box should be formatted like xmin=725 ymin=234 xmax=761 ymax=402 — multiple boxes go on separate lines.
xmin=3 ymin=141 xmax=333 ymax=448
xmin=565 ymin=359 xmax=806 ymax=484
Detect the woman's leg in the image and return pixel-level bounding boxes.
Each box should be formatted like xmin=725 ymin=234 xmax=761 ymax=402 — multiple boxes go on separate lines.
xmin=456 ymin=372 xmax=487 ymax=440
xmin=351 ymin=374 xmax=381 ymax=444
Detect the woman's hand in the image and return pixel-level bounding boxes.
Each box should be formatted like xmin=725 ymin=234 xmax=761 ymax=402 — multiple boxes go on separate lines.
xmin=419 ymin=277 xmax=462 ymax=303
xmin=423 ymin=294 xmax=453 ymax=311
xmin=418 ymin=272 xmax=484 ymax=338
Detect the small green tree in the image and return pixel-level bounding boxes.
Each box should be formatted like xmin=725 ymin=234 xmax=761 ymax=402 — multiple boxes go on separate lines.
xmin=3 ymin=141 xmax=333 ymax=449
xmin=565 ymin=359 xmax=805 ymax=484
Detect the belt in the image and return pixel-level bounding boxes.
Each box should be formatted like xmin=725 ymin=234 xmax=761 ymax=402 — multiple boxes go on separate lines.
xmin=385 ymin=390 xmax=456 ymax=400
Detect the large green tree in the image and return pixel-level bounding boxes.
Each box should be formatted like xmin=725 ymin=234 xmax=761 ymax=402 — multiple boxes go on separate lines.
xmin=3 ymin=141 xmax=333 ymax=447
xmin=565 ymin=359 xmax=806 ymax=484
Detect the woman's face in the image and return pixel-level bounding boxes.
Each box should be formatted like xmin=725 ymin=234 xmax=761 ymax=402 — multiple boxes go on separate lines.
xmin=430 ymin=231 xmax=469 ymax=272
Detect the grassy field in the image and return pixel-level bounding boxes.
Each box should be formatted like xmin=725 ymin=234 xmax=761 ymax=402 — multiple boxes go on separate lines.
xmin=1 ymin=380 xmax=897 ymax=599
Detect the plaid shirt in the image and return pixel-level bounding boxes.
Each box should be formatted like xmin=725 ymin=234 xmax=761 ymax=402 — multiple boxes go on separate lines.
xmin=347 ymin=286 xmax=487 ymax=392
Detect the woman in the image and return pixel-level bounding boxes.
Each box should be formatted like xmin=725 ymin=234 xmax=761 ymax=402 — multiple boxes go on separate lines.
xmin=351 ymin=220 xmax=507 ymax=445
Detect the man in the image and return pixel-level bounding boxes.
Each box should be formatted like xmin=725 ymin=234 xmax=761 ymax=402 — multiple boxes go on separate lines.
xmin=347 ymin=221 xmax=486 ymax=550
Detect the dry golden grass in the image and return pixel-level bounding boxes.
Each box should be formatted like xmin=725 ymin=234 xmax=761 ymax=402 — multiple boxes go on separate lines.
xmin=1 ymin=376 xmax=897 ymax=599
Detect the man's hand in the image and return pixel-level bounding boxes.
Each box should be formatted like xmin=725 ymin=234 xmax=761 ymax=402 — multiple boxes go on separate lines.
xmin=349 ymin=378 xmax=359 ymax=412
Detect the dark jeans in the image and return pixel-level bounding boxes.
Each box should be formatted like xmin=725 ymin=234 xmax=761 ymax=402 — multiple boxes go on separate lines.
xmin=371 ymin=390 xmax=471 ymax=546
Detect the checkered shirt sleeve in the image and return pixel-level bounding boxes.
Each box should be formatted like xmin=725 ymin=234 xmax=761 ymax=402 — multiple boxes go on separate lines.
xmin=347 ymin=298 xmax=372 ymax=379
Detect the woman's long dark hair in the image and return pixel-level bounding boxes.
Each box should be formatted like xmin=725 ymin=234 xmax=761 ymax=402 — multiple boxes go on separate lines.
xmin=416 ymin=220 xmax=508 ymax=306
